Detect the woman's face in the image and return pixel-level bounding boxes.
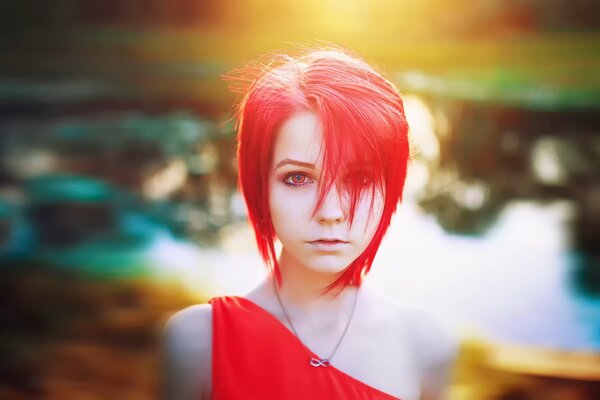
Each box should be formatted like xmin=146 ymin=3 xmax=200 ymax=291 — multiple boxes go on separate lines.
xmin=268 ymin=110 xmax=384 ymax=275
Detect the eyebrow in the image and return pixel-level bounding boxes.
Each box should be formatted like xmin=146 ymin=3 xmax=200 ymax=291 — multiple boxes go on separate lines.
xmin=274 ymin=158 xmax=376 ymax=171
xmin=274 ymin=158 xmax=316 ymax=170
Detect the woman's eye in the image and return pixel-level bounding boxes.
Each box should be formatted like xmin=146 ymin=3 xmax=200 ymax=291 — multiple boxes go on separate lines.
xmin=283 ymin=173 xmax=312 ymax=187
xmin=344 ymin=172 xmax=373 ymax=187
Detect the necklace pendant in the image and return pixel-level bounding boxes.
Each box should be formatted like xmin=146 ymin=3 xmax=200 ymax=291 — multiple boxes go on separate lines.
xmin=309 ymin=357 xmax=330 ymax=367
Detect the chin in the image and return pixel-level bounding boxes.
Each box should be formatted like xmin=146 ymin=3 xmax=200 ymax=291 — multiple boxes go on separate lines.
xmin=304 ymin=257 xmax=352 ymax=275
xmin=280 ymin=245 xmax=354 ymax=275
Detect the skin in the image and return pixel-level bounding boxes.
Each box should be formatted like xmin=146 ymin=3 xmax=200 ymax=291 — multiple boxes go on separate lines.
xmin=268 ymin=110 xmax=384 ymax=300
xmin=162 ymin=111 xmax=459 ymax=400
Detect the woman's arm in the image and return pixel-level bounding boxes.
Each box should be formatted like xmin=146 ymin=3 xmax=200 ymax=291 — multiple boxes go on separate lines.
xmin=419 ymin=342 xmax=457 ymax=400
xmin=407 ymin=308 xmax=459 ymax=400
xmin=162 ymin=304 xmax=213 ymax=400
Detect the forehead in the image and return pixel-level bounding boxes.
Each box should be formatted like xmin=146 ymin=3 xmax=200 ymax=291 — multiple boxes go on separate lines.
xmin=272 ymin=111 xmax=323 ymax=168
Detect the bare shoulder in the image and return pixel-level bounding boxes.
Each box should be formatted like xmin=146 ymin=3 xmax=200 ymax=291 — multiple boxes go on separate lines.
xmin=386 ymin=299 xmax=459 ymax=399
xmin=162 ymin=304 xmax=213 ymax=400
xmin=398 ymin=305 xmax=459 ymax=373
xmin=369 ymin=288 xmax=458 ymax=374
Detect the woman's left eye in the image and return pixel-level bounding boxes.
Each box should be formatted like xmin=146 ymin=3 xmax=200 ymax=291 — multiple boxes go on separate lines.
xmin=344 ymin=171 xmax=373 ymax=187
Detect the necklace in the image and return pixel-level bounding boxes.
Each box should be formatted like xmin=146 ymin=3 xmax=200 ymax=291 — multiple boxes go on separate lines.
xmin=272 ymin=278 xmax=359 ymax=367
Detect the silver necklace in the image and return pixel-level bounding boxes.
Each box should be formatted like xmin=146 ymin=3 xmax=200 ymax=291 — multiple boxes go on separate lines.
xmin=272 ymin=278 xmax=359 ymax=367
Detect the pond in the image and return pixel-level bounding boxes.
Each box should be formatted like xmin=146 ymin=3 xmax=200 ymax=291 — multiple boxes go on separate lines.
xmin=146 ymin=196 xmax=600 ymax=352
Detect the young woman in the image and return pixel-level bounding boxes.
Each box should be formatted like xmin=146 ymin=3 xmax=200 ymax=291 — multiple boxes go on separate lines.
xmin=163 ymin=46 xmax=458 ymax=400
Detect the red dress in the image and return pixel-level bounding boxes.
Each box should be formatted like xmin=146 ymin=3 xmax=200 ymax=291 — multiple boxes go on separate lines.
xmin=208 ymin=296 xmax=400 ymax=399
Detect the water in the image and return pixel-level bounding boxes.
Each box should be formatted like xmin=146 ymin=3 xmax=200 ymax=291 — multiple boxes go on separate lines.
xmin=371 ymin=199 xmax=600 ymax=351
xmin=147 ymin=198 xmax=600 ymax=351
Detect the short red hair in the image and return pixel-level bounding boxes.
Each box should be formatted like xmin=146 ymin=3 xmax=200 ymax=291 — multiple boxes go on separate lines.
xmin=227 ymin=46 xmax=409 ymax=293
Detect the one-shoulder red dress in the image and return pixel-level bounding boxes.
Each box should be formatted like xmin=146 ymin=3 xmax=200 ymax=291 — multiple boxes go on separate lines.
xmin=208 ymin=296 xmax=400 ymax=399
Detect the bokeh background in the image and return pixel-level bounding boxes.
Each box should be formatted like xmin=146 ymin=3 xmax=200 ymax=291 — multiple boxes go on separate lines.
xmin=1 ymin=1 xmax=599 ymax=399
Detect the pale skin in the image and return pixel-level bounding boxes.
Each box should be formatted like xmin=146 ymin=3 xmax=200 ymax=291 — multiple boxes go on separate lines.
xmin=163 ymin=111 xmax=459 ymax=400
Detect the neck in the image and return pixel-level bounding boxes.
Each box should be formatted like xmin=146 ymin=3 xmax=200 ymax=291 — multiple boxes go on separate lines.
xmin=271 ymin=248 xmax=359 ymax=315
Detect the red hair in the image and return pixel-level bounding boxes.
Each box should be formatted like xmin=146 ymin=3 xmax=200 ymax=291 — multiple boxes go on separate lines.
xmin=226 ymin=46 xmax=409 ymax=293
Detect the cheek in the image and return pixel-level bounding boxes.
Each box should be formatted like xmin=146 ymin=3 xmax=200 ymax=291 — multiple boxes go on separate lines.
xmin=268 ymin=182 xmax=312 ymax=237
xmin=353 ymin=194 xmax=384 ymax=238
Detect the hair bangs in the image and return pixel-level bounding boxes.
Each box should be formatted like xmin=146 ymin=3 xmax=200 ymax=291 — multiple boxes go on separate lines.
xmin=227 ymin=45 xmax=410 ymax=294
xmin=310 ymin=105 xmax=387 ymax=231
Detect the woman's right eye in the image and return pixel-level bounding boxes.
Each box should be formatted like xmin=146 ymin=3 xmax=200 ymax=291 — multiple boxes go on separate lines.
xmin=283 ymin=173 xmax=312 ymax=188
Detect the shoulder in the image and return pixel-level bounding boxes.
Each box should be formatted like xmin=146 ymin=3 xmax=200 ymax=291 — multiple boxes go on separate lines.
xmin=398 ymin=305 xmax=459 ymax=374
xmin=362 ymin=284 xmax=459 ymax=371
xmin=164 ymin=303 xmax=213 ymax=352
xmin=366 ymin=283 xmax=458 ymax=371
xmin=162 ymin=303 xmax=213 ymax=400
xmin=392 ymin=303 xmax=459 ymax=399
xmin=379 ymin=298 xmax=458 ymax=399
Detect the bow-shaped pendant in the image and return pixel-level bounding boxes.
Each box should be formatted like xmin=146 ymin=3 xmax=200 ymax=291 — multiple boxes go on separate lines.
xmin=309 ymin=357 xmax=330 ymax=367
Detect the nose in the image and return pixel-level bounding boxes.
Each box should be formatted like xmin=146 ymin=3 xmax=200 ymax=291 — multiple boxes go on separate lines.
xmin=315 ymin=185 xmax=346 ymax=224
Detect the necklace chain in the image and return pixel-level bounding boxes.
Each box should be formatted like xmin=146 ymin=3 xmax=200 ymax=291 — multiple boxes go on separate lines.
xmin=272 ymin=278 xmax=359 ymax=367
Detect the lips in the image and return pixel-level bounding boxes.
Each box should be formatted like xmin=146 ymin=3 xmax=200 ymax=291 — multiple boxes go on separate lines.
xmin=309 ymin=238 xmax=348 ymax=243
xmin=307 ymin=239 xmax=349 ymax=252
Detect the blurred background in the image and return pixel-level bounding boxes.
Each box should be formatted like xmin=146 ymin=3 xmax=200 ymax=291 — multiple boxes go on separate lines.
xmin=1 ymin=0 xmax=599 ymax=399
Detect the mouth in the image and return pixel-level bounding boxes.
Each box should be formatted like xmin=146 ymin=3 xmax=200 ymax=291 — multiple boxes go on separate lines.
xmin=309 ymin=238 xmax=349 ymax=244
xmin=307 ymin=239 xmax=350 ymax=251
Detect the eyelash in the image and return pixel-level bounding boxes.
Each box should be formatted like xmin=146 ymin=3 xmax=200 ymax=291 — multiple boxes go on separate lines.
xmin=282 ymin=172 xmax=314 ymax=189
xmin=282 ymin=171 xmax=374 ymax=189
